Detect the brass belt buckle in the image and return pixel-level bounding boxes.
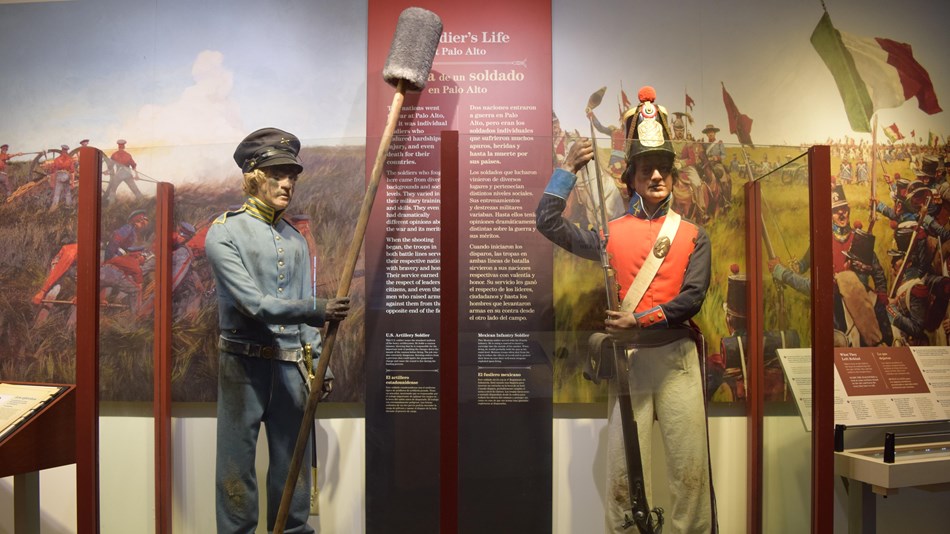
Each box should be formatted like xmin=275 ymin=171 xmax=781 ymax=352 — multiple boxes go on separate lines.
xmin=261 ymin=346 xmax=275 ymax=359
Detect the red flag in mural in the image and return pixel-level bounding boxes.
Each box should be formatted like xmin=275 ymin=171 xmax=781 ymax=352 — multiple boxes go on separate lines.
xmin=721 ymin=82 xmax=754 ymax=147
xmin=685 ymin=92 xmax=695 ymax=111
xmin=620 ymin=87 xmax=632 ymax=117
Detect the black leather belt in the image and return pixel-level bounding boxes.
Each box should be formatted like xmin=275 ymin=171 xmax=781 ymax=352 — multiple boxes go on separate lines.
xmin=218 ymin=337 xmax=302 ymax=362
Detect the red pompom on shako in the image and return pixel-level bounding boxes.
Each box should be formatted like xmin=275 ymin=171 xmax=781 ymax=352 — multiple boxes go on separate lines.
xmin=638 ymin=86 xmax=656 ymax=103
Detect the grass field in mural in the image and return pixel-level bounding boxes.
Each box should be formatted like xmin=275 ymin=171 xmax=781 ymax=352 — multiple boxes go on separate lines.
xmin=0 ymin=146 xmax=366 ymax=402
xmin=551 ymin=143 xmax=920 ymax=403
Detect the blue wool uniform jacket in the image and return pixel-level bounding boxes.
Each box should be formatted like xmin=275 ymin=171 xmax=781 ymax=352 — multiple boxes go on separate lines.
xmin=205 ymin=199 xmax=327 ymax=352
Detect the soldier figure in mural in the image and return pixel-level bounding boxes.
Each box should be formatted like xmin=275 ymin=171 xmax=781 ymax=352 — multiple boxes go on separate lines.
xmin=837 ymin=226 xmax=893 ymax=347
xmin=707 ymin=265 xmax=748 ymax=401
xmin=105 ymin=138 xmax=143 ymax=203
xmin=678 ymin=140 xmax=721 ymax=223
xmin=701 ymin=124 xmax=732 ymax=206
xmin=537 ymin=87 xmax=714 ymax=533
xmin=99 ymin=246 xmax=153 ymax=315
xmin=31 ymin=236 xmax=155 ymax=326
xmin=670 ymin=167 xmax=698 ymax=220
xmin=770 ymin=185 xmax=890 ymax=347
xmin=105 ymin=209 xmax=150 ymax=260
xmin=134 ymin=221 xmax=204 ymax=319
xmin=914 ymin=154 xmax=942 ymax=188
xmin=707 ymin=265 xmax=798 ymax=402
xmin=170 ymin=222 xmax=199 ymax=293
xmin=48 ymin=144 xmax=76 ymax=211
xmin=838 ymin=158 xmax=853 ymax=184
xmin=587 ymin=95 xmax=629 ymax=183
xmin=728 ymin=153 xmax=740 ymax=176
xmin=854 ymin=158 xmax=869 ymax=185
xmin=875 ymin=179 xmax=950 ymax=243
xmin=886 ymin=222 xmax=950 ymax=345
xmin=928 ymin=157 xmax=950 ymax=226
xmin=0 ymin=143 xmax=25 ymax=198
xmin=31 ymin=239 xmax=79 ymax=327
xmin=875 ymin=174 xmax=914 ymax=223
xmin=670 ymin=111 xmax=693 ymax=141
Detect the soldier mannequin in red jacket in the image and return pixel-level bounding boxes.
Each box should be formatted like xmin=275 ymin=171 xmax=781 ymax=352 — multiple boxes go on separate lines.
xmin=537 ymin=87 xmax=714 ymax=533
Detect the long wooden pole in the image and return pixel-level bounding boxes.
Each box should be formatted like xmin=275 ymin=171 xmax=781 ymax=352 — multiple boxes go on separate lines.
xmin=274 ymin=79 xmax=407 ymax=533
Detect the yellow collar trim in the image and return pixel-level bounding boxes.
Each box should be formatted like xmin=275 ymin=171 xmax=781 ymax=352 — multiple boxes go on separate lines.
xmin=244 ymin=196 xmax=283 ymax=225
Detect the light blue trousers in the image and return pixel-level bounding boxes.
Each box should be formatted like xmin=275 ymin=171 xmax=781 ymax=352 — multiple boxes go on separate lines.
xmin=216 ymin=352 xmax=314 ymax=534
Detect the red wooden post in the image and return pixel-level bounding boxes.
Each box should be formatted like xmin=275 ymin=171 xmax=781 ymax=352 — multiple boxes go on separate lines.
xmin=76 ymin=146 xmax=102 ymax=533
xmin=808 ymin=145 xmax=833 ymax=533
xmin=153 ymin=182 xmax=175 ymax=533
xmin=745 ymin=179 xmax=764 ymax=534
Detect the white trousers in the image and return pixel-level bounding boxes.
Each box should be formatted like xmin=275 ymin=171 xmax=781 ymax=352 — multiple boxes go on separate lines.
xmin=606 ymin=336 xmax=712 ymax=534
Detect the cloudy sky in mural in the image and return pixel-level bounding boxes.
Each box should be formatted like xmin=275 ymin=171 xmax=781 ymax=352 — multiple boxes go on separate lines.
xmin=0 ymin=0 xmax=367 ymax=183
xmin=0 ymin=0 xmax=946 ymax=187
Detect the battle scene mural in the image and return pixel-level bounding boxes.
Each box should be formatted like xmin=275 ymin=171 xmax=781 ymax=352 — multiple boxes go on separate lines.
xmin=0 ymin=0 xmax=947 ymax=405
xmin=548 ymin=0 xmax=949 ymax=402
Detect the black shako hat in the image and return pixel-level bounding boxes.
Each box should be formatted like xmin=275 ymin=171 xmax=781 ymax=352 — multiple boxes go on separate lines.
xmin=725 ymin=264 xmax=746 ymax=318
xmin=832 ymin=184 xmax=848 ymax=209
xmin=843 ymin=228 xmax=876 ymax=265
xmin=233 ymin=128 xmax=303 ymax=174
xmin=622 ymin=86 xmax=675 ymax=162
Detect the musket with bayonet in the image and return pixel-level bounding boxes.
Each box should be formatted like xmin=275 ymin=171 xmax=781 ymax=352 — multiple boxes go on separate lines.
xmin=738 ymin=145 xmax=791 ymax=332
xmin=866 ymin=115 xmax=882 ymax=234
xmin=587 ymin=87 xmax=617 ymax=313
xmin=760 ymin=214 xmax=788 ymax=331
xmin=586 ymin=87 xmax=663 ymax=534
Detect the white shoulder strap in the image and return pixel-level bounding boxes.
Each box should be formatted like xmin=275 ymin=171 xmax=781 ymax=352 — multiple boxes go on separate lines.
xmin=620 ymin=209 xmax=682 ymax=313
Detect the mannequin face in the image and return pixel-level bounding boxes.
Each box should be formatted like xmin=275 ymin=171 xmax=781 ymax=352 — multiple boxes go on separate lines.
xmin=632 ymin=154 xmax=674 ymax=212
xmin=256 ymin=165 xmax=299 ymax=210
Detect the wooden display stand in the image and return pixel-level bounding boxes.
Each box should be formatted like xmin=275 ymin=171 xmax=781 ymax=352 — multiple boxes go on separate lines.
xmin=0 ymin=382 xmax=76 ymax=533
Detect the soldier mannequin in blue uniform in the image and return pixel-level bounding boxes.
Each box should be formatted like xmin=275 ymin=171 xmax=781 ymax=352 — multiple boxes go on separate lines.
xmin=206 ymin=128 xmax=350 ymax=534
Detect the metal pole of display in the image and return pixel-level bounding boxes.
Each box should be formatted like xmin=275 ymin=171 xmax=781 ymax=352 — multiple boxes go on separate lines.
xmin=808 ymin=145 xmax=833 ymax=533
xmin=153 ymin=182 xmax=174 ymax=534
xmin=440 ymin=130 xmax=459 ymax=533
xmin=744 ymin=179 xmax=764 ymax=534
xmin=76 ymin=146 xmax=103 ymax=533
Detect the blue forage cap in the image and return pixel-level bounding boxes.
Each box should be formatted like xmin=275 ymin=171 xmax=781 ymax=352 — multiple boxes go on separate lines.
xmin=233 ymin=128 xmax=303 ymax=174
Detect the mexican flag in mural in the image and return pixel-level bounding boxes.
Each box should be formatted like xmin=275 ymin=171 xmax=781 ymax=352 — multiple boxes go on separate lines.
xmin=811 ymin=11 xmax=941 ymax=132
xmin=882 ymin=122 xmax=904 ymax=142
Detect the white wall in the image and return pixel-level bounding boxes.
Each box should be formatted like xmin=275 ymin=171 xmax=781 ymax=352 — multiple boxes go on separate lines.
xmin=0 ymin=404 xmax=366 ymax=534
xmin=3 ymin=409 xmax=950 ymax=533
